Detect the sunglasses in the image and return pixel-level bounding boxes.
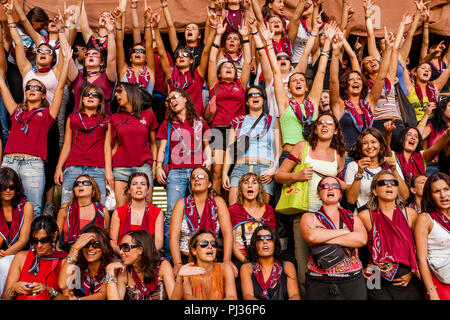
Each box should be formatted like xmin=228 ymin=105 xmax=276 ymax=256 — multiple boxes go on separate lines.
xmin=132 ymin=48 xmax=146 ymax=54
xmin=277 ymin=55 xmax=290 ymax=61
xmin=318 ymin=120 xmax=334 ymax=126
xmin=119 ymin=243 xmax=142 ymax=252
xmin=319 ymin=183 xmax=341 ymax=190
xmin=85 ymin=51 xmax=101 ymax=57
xmin=83 ymin=91 xmax=101 ymax=98
xmin=83 ymin=241 xmax=101 ymax=249
xmin=0 ymin=184 xmax=16 ymax=192
xmin=74 ymin=180 xmax=93 ymax=187
xmin=30 ymin=235 xmax=53 ymax=246
xmin=37 ymin=48 xmax=53 ymax=55
xmin=256 ymin=234 xmax=273 ymax=241
xmin=25 ymin=85 xmax=44 ymax=92
xmin=376 ymin=179 xmax=399 ymax=187
xmin=192 ymin=173 xmax=207 ymax=180
xmin=247 ymin=92 xmax=263 ymax=99
xmin=177 ymin=51 xmax=192 ymax=58
xmin=197 ymin=240 xmax=218 ymax=248
xmin=166 ymin=93 xmax=181 ymax=103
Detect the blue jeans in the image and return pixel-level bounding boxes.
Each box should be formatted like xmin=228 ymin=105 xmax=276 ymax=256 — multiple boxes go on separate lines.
xmin=230 ymin=162 xmax=275 ymax=195
xmin=163 ymin=168 xmax=193 ymax=261
xmin=61 ymin=166 xmax=106 ymax=205
xmin=0 ymin=96 xmax=10 ymax=148
xmin=2 ymin=155 xmax=45 ymax=217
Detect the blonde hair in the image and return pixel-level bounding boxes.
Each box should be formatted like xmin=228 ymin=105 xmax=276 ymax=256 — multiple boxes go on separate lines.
xmin=366 ymin=170 xmax=405 ymax=212
xmin=237 ymin=173 xmax=266 ymax=206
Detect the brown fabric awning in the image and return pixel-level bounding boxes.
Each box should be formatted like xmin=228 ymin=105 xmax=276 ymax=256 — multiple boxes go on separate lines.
xmin=18 ymin=0 xmax=449 ymax=36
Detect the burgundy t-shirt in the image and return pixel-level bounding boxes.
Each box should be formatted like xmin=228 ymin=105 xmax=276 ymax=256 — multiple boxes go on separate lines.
xmin=111 ymin=109 xmax=158 ymax=167
xmin=156 ymin=117 xmax=211 ymax=170
xmin=4 ymin=107 xmax=55 ymax=160
xmin=225 ymin=9 xmax=244 ymax=35
xmin=209 ymin=80 xmax=246 ymax=127
xmin=168 ymin=68 xmax=205 ymax=116
xmin=65 ymin=112 xmax=111 ymax=169
xmin=154 ymin=49 xmax=174 ymax=94
xmin=72 ymin=71 xmax=115 ymax=115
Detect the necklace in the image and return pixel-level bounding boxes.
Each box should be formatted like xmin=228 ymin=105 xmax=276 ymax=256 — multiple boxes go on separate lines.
xmin=79 ymin=202 xmax=93 ymax=208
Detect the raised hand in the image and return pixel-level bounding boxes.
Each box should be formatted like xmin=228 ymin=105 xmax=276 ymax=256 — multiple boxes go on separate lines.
xmin=151 ymin=11 xmax=162 ymax=28
xmin=421 ymin=5 xmax=430 ymax=22
xmin=383 ymin=119 xmax=396 ymax=134
xmin=177 ymin=263 xmax=207 ymax=277
xmin=383 ymin=156 xmax=396 ymax=171
xmin=216 ymin=20 xmax=227 ymax=35
xmin=354 ymin=36 xmax=363 ymax=52
xmin=384 ymin=27 xmax=395 ymax=48
xmin=215 ymin=0 xmax=225 ymax=11
xmin=112 ymin=6 xmax=125 ymax=20
xmin=400 ymin=13 xmax=414 ymax=26
xmin=415 ymin=0 xmax=431 ymax=12
xmin=3 ymin=1 xmax=13 ymax=16
xmin=259 ymin=22 xmax=274 ymax=44
xmin=324 ymin=20 xmax=339 ymax=40
xmin=331 ymin=32 xmax=343 ymax=51
xmin=363 ymin=0 xmax=375 ymax=16
xmin=238 ymin=19 xmax=250 ymax=38
xmin=61 ymin=41 xmax=73 ymax=61
xmin=207 ymin=8 xmax=219 ymax=29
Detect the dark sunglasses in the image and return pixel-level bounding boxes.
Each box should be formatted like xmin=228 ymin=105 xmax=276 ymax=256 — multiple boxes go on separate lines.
xmin=197 ymin=240 xmax=218 ymax=248
xmin=83 ymin=241 xmax=101 ymax=249
xmin=37 ymin=48 xmax=53 ymax=55
xmin=247 ymin=92 xmax=263 ymax=99
xmin=25 ymin=85 xmax=44 ymax=92
xmin=0 ymin=184 xmax=16 ymax=192
xmin=30 ymin=235 xmax=53 ymax=246
xmin=256 ymin=234 xmax=273 ymax=241
xmin=132 ymin=48 xmax=146 ymax=54
xmin=319 ymin=183 xmax=341 ymax=190
xmin=166 ymin=93 xmax=181 ymax=103
xmin=74 ymin=180 xmax=93 ymax=187
xmin=83 ymin=91 xmax=101 ymax=98
xmin=277 ymin=55 xmax=290 ymax=61
xmin=376 ymin=179 xmax=399 ymax=187
xmin=119 ymin=243 xmax=142 ymax=252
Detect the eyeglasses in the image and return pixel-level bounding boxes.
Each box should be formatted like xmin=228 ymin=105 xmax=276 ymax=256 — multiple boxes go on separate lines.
xmin=0 ymin=184 xmax=16 ymax=192
xmin=318 ymin=183 xmax=341 ymax=190
xmin=132 ymin=48 xmax=146 ymax=54
xmin=85 ymin=51 xmax=101 ymax=57
xmin=119 ymin=243 xmax=142 ymax=252
xmin=277 ymin=55 xmax=290 ymax=61
xmin=376 ymin=179 xmax=399 ymax=187
xmin=37 ymin=48 xmax=53 ymax=55
xmin=192 ymin=173 xmax=207 ymax=180
xmin=83 ymin=241 xmax=101 ymax=249
xmin=74 ymin=180 xmax=93 ymax=187
xmin=318 ymin=120 xmax=334 ymax=126
xmin=30 ymin=235 xmax=53 ymax=246
xmin=166 ymin=93 xmax=181 ymax=103
xmin=25 ymin=85 xmax=44 ymax=92
xmin=197 ymin=240 xmax=218 ymax=248
xmin=177 ymin=51 xmax=192 ymax=58
xmin=247 ymin=92 xmax=263 ymax=99
xmin=83 ymin=91 xmax=100 ymax=98
xmin=256 ymin=234 xmax=273 ymax=241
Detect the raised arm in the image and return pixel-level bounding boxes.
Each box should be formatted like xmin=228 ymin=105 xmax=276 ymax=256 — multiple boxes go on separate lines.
xmin=79 ymin=0 xmax=94 ymax=44
xmin=341 ymin=0 xmax=355 ymax=38
xmin=422 ymin=128 xmax=450 ymax=164
xmin=49 ymin=42 xmax=71 ymax=119
xmin=130 ymin=0 xmax=142 ymax=44
xmin=238 ymin=19 xmax=252 ymax=88
xmin=250 ymin=0 xmax=265 ymax=24
xmin=11 ymin=0 xmax=42 ymax=45
xmin=388 ymin=14 xmax=413 ymax=83
xmin=208 ymin=16 xmax=224 ymax=89
xmin=144 ymin=6 xmax=156 ymax=85
xmin=363 ymin=0 xmax=381 ymax=61
xmin=0 ymin=27 xmax=7 ymax=75
xmin=197 ymin=9 xmax=217 ymax=78
xmin=0 ymin=72 xmax=18 ymax=115
xmin=153 ymin=11 xmax=172 ymax=80
xmin=400 ymin=0 xmax=427 ymax=64
xmin=113 ymin=7 xmax=127 ymax=77
xmin=419 ymin=6 xmax=430 ymax=63
xmin=104 ymin=16 xmax=117 ymax=83
xmin=287 ymin=0 xmax=309 ymax=44
xmin=434 ymin=62 xmax=450 ymax=92
xmin=329 ymin=33 xmax=345 ymax=119
xmin=294 ymin=13 xmax=320 ymax=74
xmin=251 ymin=17 xmax=272 ymax=84
xmin=342 ymin=36 xmax=360 ymax=72
xmin=160 ymin=0 xmax=178 ymax=52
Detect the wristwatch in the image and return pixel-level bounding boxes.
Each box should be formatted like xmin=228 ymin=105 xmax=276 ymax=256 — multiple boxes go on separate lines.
xmin=66 ymin=256 xmax=76 ymax=264
xmin=49 ymin=287 xmax=58 ymax=299
xmin=354 ymin=173 xmax=363 ymax=181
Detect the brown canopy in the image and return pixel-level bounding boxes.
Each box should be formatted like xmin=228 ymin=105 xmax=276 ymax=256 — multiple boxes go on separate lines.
xmin=18 ymin=0 xmax=449 ymax=36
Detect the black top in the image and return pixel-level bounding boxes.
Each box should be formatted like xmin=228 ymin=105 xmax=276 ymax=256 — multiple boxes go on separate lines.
xmin=339 ymin=111 xmax=366 ymax=151
xmin=251 ymin=270 xmax=289 ymax=300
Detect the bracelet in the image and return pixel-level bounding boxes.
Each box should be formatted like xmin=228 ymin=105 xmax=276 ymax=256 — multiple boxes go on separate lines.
xmin=7 ymin=23 xmax=16 ymax=28
xmin=7 ymin=287 xmax=16 ymax=298
xmin=426 ymin=285 xmax=437 ymax=295
xmin=161 ymin=3 xmax=168 ymax=8
xmin=48 ymin=287 xmax=58 ymax=299
xmin=208 ymin=6 xmax=216 ymax=12
xmin=116 ymin=27 xmax=122 ymax=31
xmin=354 ymin=173 xmax=363 ymax=181
xmin=251 ymin=56 xmax=257 ymax=60
xmin=105 ymin=273 xmax=118 ymax=284
xmin=310 ymin=32 xmax=318 ymax=37
xmin=320 ymin=52 xmax=329 ymax=57
xmin=212 ymin=43 xmax=220 ymax=49
xmin=58 ymin=29 xmax=65 ymax=33
xmin=222 ymin=169 xmax=228 ymax=173
xmin=156 ymin=165 xmax=163 ymax=170
xmin=418 ymin=122 xmax=425 ymax=127
xmin=256 ymin=46 xmax=265 ymax=51
xmin=243 ymin=39 xmax=250 ymax=44
xmin=251 ymin=31 xmax=258 ymax=35
xmin=130 ymin=5 xmax=137 ymax=9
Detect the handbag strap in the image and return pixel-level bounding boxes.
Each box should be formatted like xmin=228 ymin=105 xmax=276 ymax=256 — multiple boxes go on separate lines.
xmin=240 ymin=224 xmax=248 ymax=253
xmin=241 ymin=112 xmax=265 ymax=138
xmin=163 ymin=123 xmax=171 ymax=165
xmin=301 ymin=142 xmax=309 ymax=164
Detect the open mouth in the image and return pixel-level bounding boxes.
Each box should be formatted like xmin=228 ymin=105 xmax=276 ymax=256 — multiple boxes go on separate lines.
xmin=280 ymin=61 xmax=287 ymax=68
xmin=385 ymin=189 xmax=394 ymax=195
xmin=206 ymin=251 xmax=214 ymax=256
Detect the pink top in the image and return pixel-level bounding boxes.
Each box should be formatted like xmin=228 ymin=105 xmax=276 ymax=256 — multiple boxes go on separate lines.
xmin=427 ymin=124 xmax=445 ymax=160
xmin=111 ymin=110 xmax=158 ymax=167
xmin=156 ymin=117 xmax=211 ymax=170
xmin=168 ymin=68 xmax=204 ymax=116
xmin=4 ymin=107 xmax=55 ymax=160
xmin=65 ymin=112 xmax=110 ymax=169
xmin=209 ymin=80 xmax=246 ymax=127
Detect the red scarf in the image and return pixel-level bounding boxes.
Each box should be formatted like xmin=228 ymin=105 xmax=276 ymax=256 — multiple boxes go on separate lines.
xmin=367 ymin=78 xmax=392 ymax=96
xmin=231 ymin=114 xmax=273 ymax=138
xmin=314 ymin=206 xmax=354 ymax=232
xmin=223 ymin=51 xmax=243 ymax=64
xmin=415 ymin=82 xmax=438 ymax=105
xmin=169 ymin=67 xmax=194 ymax=91
xmin=395 ymin=151 xmax=425 ymax=182
xmin=121 ymin=202 xmax=151 ymax=235
xmin=32 ymin=66 xmax=53 ymax=73
xmin=344 ymin=98 xmax=373 ymax=133
xmin=229 ymin=204 xmax=276 ymax=231
xmin=289 ymin=98 xmax=315 ymax=127
xmin=251 ymin=260 xmax=283 ymax=299
xmin=27 ymin=249 xmax=67 ymax=277
xmin=369 ymin=206 xmax=419 ymax=281
xmin=126 ymin=66 xmax=151 ymax=89
xmin=0 ymin=198 xmax=26 ymax=247
xmin=65 ymin=201 xmax=106 ymax=244
xmin=183 ymin=194 xmax=218 ymax=235
xmin=14 ymin=107 xmax=47 ymax=136
xmin=90 ymin=35 xmax=108 ymax=51
xmin=130 ymin=265 xmax=159 ymax=300
xmin=80 ymin=270 xmax=104 ymax=296
xmin=272 ymin=37 xmax=293 ymax=56
xmin=428 ymin=209 xmax=450 ymax=233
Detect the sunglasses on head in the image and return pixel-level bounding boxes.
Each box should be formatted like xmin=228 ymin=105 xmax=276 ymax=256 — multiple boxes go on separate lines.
xmin=37 ymin=48 xmax=53 ymax=55
xmin=132 ymin=48 xmax=146 ymax=54
xmin=85 ymin=51 xmax=100 ymax=57
xmin=319 ymin=183 xmax=341 ymax=190
xmin=166 ymin=93 xmax=181 ymax=103
xmin=197 ymin=240 xmax=218 ymax=248
xmin=25 ymin=85 xmax=44 ymax=92
xmin=277 ymin=55 xmax=290 ymax=61
xmin=83 ymin=241 xmax=101 ymax=249
xmin=119 ymin=243 xmax=142 ymax=252
xmin=30 ymin=235 xmax=52 ymax=246
xmin=83 ymin=91 xmax=100 ymax=98
xmin=192 ymin=173 xmax=207 ymax=180
xmin=376 ymin=179 xmax=399 ymax=187
xmin=256 ymin=234 xmax=273 ymax=241
xmin=0 ymin=184 xmax=16 ymax=192
xmin=74 ymin=180 xmax=93 ymax=187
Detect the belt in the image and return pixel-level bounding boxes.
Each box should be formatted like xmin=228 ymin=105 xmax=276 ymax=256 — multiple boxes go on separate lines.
xmin=5 ymin=155 xmax=41 ymax=161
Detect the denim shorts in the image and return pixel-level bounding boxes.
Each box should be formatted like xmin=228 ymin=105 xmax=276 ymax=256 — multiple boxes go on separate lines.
xmin=230 ymin=162 xmax=275 ymax=195
xmin=113 ymin=163 xmax=153 ymax=186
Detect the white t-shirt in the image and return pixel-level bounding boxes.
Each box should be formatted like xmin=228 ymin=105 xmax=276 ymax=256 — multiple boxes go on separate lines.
xmin=265 ymin=76 xmax=291 ymax=118
xmin=344 ymin=161 xmax=405 ymax=212
xmin=286 ymin=20 xmax=312 ymax=65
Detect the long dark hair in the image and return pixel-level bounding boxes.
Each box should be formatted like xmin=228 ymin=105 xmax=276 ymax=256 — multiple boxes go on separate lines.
xmin=124 ymin=230 xmax=161 ymax=284
xmin=173 ymin=47 xmax=195 ymax=77
xmin=246 ymin=225 xmax=283 ymax=264
xmin=190 ymin=166 xmax=215 ymax=196
xmin=76 ymin=225 xmax=114 ymax=280
xmin=0 ymin=167 xmax=26 ymax=208
xmin=30 ymin=215 xmax=60 ymax=245
xmin=117 ymin=82 xmax=143 ymax=118
xmin=308 ymin=112 xmax=347 ymax=157
xmin=78 ymin=84 xmax=106 ymax=117
xmin=68 ymin=174 xmax=101 ymax=206
xmin=394 ymin=127 xmax=423 ymax=154
xmin=166 ymin=89 xmax=199 ymax=126
xmin=349 ymin=127 xmax=388 ymax=164
xmin=339 ymin=70 xmax=369 ymax=101
xmin=421 ymin=172 xmax=450 ymax=213
xmin=431 ymin=96 xmax=450 ymax=133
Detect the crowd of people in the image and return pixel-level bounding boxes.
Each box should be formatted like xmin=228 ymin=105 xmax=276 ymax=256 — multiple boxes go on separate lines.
xmin=0 ymin=0 xmax=448 ymax=301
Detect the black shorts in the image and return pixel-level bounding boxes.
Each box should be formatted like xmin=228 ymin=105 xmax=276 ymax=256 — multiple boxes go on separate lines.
xmin=210 ymin=126 xmax=230 ymax=151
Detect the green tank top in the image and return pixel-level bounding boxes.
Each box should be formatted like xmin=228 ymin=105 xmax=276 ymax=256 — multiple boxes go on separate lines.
xmin=280 ymin=105 xmax=317 ymax=146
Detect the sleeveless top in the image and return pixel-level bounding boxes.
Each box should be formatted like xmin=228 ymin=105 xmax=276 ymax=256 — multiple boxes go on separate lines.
xmin=251 ymin=270 xmax=288 ymax=300
xmin=339 ymin=111 xmax=366 ymax=151
xmin=189 ymin=263 xmax=224 ymax=300
xmin=280 ymin=105 xmax=317 ymax=146
xmin=373 ymin=85 xmax=402 ymax=120
xmin=426 ymin=213 xmax=450 ymax=272
xmin=125 ymin=273 xmax=167 ymax=300
xmin=304 ymin=146 xmax=338 ymax=212
xmin=22 ymin=69 xmax=58 ymax=105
